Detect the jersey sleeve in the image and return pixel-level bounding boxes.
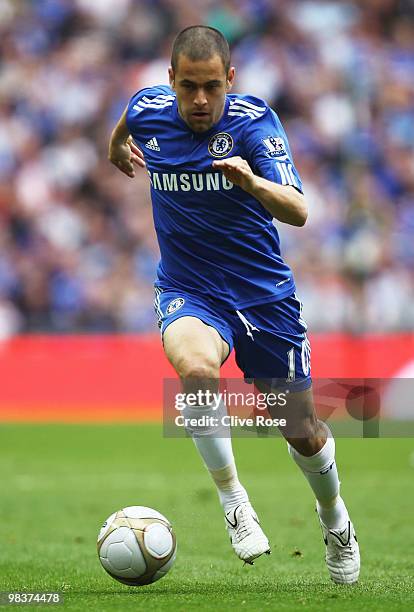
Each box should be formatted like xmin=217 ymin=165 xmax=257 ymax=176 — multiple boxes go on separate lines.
xmin=243 ymin=108 xmax=303 ymax=193
xmin=126 ymin=85 xmax=174 ymax=131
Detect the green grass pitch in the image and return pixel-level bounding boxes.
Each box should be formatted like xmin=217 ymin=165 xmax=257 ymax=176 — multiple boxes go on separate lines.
xmin=1 ymin=424 xmax=413 ymax=611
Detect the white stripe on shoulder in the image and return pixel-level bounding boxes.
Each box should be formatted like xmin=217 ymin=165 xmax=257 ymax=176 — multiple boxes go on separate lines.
xmin=230 ymin=98 xmax=267 ymax=112
xmin=145 ymin=94 xmax=174 ymax=99
xmin=142 ymin=95 xmax=175 ymax=104
xmin=228 ymin=104 xmax=266 ymax=118
xmin=228 ymin=110 xmax=258 ymax=119
xmin=228 ymin=110 xmax=266 ymax=121
xmin=137 ymin=100 xmax=174 ymax=107
xmin=134 ymin=101 xmax=173 ymax=111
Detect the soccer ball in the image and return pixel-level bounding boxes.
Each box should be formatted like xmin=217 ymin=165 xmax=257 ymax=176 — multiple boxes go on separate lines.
xmin=97 ymin=506 xmax=177 ymax=586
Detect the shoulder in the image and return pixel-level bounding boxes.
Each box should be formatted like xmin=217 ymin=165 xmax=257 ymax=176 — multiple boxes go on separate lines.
xmin=227 ymin=94 xmax=275 ymax=123
xmin=128 ymin=85 xmax=175 ymax=115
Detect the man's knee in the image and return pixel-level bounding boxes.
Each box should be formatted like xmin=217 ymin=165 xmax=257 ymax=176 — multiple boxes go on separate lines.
xmin=178 ymin=360 xmax=219 ymax=379
xmin=175 ymin=356 xmax=220 ymax=392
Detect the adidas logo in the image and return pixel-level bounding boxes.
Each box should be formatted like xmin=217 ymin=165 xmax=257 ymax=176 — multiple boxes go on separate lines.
xmin=145 ymin=137 xmax=160 ymax=151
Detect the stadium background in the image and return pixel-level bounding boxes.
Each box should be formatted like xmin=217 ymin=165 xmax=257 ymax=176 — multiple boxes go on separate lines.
xmin=1 ymin=0 xmax=414 ymax=337
xmin=0 ymin=0 xmax=413 ymax=417
xmin=0 ymin=2 xmax=413 ymax=610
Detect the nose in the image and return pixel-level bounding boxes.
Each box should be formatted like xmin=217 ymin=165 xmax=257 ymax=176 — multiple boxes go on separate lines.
xmin=194 ymin=87 xmax=207 ymax=107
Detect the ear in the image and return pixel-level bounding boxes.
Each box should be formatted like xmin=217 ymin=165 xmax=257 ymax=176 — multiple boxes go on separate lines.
xmin=168 ymin=66 xmax=175 ymax=90
xmin=226 ymin=67 xmax=235 ymax=92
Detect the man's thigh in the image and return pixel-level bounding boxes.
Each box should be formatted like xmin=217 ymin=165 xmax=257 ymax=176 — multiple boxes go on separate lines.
xmin=155 ymin=289 xmax=232 ymax=373
xmin=163 ymin=316 xmax=229 ymax=372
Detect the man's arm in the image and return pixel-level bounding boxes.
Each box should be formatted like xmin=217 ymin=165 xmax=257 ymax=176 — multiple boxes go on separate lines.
xmin=213 ymin=156 xmax=308 ymax=227
xmin=108 ymin=107 xmax=146 ymax=178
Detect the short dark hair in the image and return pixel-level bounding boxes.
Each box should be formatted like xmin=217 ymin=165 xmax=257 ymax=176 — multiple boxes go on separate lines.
xmin=171 ymin=25 xmax=230 ymax=73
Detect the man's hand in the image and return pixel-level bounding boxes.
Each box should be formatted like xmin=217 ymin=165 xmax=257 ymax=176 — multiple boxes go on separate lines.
xmin=214 ymin=155 xmax=307 ymax=226
xmin=109 ymin=136 xmax=146 ymax=178
xmin=212 ymin=156 xmax=256 ymax=193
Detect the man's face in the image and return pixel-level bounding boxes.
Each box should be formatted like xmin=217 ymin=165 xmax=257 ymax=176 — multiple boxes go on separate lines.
xmin=169 ymin=53 xmax=235 ymax=133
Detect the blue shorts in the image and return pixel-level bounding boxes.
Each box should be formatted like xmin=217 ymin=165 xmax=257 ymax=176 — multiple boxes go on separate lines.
xmin=154 ymin=288 xmax=311 ymax=390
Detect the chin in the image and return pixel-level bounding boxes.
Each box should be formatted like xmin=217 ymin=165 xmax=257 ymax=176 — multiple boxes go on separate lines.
xmin=185 ymin=115 xmax=214 ymax=133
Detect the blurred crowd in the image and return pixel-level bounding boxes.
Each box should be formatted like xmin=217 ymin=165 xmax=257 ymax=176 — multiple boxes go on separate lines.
xmin=0 ymin=0 xmax=413 ymax=336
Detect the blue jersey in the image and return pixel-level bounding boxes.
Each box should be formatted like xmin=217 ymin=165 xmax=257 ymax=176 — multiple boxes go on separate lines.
xmin=126 ymin=85 xmax=303 ymax=309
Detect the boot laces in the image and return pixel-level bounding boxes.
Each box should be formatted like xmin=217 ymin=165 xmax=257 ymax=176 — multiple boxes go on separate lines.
xmin=233 ymin=506 xmax=257 ymax=543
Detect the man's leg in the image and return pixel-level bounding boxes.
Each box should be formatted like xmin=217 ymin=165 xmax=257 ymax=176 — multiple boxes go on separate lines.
xmin=164 ymin=316 xmax=270 ymax=563
xmin=164 ymin=316 xmax=248 ymax=510
xmin=263 ymin=384 xmax=360 ymax=584
xmin=280 ymin=388 xmax=349 ymax=531
xmin=233 ymin=295 xmax=359 ymax=583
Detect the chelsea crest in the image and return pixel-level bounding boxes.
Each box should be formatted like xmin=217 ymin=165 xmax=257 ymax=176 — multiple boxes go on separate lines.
xmin=208 ymin=132 xmax=234 ymax=158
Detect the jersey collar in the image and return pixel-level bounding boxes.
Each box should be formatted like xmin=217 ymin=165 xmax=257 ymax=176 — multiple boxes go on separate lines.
xmin=172 ymin=96 xmax=230 ymax=137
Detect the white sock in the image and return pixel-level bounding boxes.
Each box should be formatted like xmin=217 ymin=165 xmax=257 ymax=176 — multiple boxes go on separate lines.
xmin=209 ymin=463 xmax=249 ymax=510
xmin=288 ymin=434 xmax=349 ymax=529
xmin=183 ymin=401 xmax=249 ymax=511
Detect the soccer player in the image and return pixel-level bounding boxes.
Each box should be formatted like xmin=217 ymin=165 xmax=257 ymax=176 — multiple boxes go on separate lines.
xmin=109 ymin=26 xmax=360 ymax=583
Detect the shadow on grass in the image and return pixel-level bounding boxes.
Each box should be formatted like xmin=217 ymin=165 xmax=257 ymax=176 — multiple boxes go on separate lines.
xmin=69 ymin=580 xmax=362 ymax=598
